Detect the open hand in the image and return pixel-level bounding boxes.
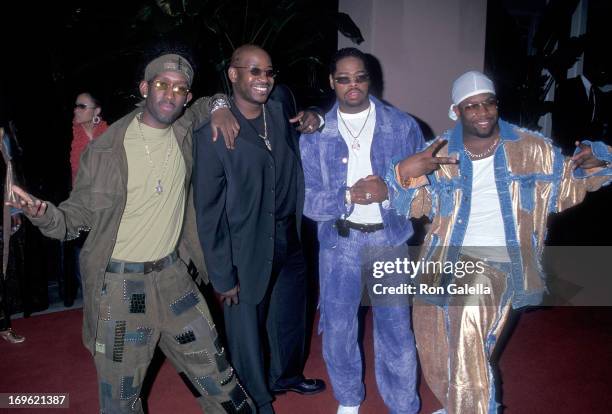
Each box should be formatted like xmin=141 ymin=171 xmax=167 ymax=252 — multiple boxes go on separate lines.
xmin=5 ymin=185 xmax=47 ymax=218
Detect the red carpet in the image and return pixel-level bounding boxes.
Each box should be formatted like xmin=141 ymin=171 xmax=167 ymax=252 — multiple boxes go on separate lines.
xmin=1 ymin=307 xmax=611 ymax=413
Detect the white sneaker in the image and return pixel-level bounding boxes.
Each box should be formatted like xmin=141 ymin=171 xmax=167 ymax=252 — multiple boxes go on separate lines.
xmin=337 ymin=405 xmax=359 ymax=414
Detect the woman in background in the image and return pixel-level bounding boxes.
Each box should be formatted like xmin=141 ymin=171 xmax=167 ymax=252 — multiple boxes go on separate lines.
xmin=63 ymin=92 xmax=108 ymax=306
xmin=70 ymin=92 xmax=108 ymax=183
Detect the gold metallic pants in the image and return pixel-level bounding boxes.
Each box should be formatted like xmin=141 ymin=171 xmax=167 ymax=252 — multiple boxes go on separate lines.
xmin=414 ymin=262 xmax=512 ymax=414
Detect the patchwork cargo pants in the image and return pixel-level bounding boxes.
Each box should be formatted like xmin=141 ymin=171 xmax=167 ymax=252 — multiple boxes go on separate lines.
xmin=94 ymin=259 xmax=254 ymax=413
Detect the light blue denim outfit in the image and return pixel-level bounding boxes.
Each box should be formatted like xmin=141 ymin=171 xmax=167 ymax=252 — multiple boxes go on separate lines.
xmin=300 ymin=96 xmax=424 ymax=413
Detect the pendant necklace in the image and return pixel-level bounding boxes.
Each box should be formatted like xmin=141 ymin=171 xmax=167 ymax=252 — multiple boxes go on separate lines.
xmin=338 ymin=104 xmax=372 ymax=151
xmin=259 ymin=104 xmax=271 ymax=151
xmin=136 ymin=113 xmax=173 ymax=195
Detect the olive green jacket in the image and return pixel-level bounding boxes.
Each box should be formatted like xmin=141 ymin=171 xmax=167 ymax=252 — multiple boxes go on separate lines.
xmin=31 ymin=97 xmax=216 ymax=353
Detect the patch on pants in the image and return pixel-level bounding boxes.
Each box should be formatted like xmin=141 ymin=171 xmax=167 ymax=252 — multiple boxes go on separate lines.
xmin=120 ymin=376 xmax=138 ymax=400
xmin=221 ymin=383 xmax=251 ymax=413
xmin=170 ymin=290 xmax=200 ymax=315
xmin=124 ymin=280 xmax=146 ymax=314
xmin=125 ymin=327 xmax=152 ymax=346
xmin=175 ymin=330 xmax=196 ymax=344
xmin=106 ymin=320 xmax=126 ymax=362
xmin=183 ymin=348 xmax=212 ymax=364
xmin=194 ymin=375 xmax=222 ymax=396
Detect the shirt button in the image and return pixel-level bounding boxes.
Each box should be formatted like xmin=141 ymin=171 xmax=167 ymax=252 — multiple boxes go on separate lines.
xmin=457 ymin=219 xmax=463 ymax=224
xmin=342 ymin=157 xmax=348 ymax=164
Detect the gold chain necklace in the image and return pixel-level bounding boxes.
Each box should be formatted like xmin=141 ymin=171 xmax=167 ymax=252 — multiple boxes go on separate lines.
xmin=464 ymin=137 xmax=499 ymax=160
xmin=136 ymin=113 xmax=174 ymax=195
xmin=338 ymin=104 xmax=372 ymax=150
xmin=259 ymin=104 xmax=271 ymax=151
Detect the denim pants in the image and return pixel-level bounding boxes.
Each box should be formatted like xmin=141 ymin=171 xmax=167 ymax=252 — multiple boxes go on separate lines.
xmin=319 ymin=229 xmax=419 ymax=413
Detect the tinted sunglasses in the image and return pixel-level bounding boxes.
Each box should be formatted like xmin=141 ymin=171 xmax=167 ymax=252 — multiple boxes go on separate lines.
xmin=333 ymin=74 xmax=370 ymax=85
xmin=233 ymin=66 xmax=278 ymax=78
xmin=150 ymin=80 xmax=191 ymax=96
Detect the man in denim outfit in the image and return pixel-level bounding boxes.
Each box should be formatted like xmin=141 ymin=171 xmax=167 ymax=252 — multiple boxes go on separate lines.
xmin=300 ymin=47 xmax=423 ymax=414
xmin=388 ymin=70 xmax=612 ymax=414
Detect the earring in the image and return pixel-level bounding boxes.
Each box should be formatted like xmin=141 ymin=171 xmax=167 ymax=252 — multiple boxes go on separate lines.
xmin=93 ymin=115 xmax=101 ymax=125
xmin=143 ymin=94 xmax=147 ymax=98
xmin=183 ymin=103 xmax=187 ymax=107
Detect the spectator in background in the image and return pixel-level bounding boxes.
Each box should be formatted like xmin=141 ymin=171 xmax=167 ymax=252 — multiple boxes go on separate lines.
xmin=62 ymin=92 xmax=110 ymax=307
xmin=71 ymin=92 xmax=109 ymax=183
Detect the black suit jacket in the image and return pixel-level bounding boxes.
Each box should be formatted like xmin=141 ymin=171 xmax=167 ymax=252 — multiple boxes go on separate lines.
xmin=193 ymin=100 xmax=304 ymax=305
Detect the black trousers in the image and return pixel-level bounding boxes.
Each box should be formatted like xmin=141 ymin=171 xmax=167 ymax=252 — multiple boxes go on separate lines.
xmin=224 ymin=217 xmax=307 ymax=408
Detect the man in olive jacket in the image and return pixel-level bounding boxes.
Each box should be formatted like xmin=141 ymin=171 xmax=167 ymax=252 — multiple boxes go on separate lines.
xmin=10 ymin=53 xmax=253 ymax=414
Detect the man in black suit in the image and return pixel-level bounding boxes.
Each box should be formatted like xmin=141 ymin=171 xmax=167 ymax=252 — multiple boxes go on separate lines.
xmin=193 ymin=44 xmax=324 ymax=414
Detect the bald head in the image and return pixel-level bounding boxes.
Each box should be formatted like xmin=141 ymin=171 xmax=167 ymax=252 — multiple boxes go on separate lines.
xmin=228 ymin=44 xmax=275 ymax=115
xmin=230 ymin=44 xmax=270 ymax=67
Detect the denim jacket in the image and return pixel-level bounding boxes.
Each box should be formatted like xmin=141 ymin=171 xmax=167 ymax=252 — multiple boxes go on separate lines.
xmin=300 ymin=96 xmax=424 ymax=248
xmin=386 ymin=120 xmax=612 ymax=308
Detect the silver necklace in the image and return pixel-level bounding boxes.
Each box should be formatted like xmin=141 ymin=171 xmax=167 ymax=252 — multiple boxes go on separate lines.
xmin=259 ymin=104 xmax=271 ymax=151
xmin=338 ymin=105 xmax=372 ymax=150
xmin=136 ymin=113 xmax=174 ymax=195
xmin=464 ymin=137 xmax=499 ymax=159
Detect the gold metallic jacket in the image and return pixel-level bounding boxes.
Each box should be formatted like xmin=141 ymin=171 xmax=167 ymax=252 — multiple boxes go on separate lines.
xmin=386 ymin=120 xmax=612 ymax=307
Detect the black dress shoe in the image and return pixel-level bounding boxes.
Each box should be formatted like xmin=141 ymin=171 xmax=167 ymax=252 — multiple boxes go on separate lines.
xmin=271 ymin=378 xmax=326 ymax=395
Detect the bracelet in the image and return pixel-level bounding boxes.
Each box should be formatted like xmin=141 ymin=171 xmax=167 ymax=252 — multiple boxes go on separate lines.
xmin=345 ymin=188 xmax=352 ymax=205
xmin=210 ymin=97 xmax=230 ymax=113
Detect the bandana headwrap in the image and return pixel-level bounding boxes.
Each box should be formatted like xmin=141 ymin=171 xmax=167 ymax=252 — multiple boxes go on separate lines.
xmin=448 ymin=70 xmax=495 ymax=120
xmin=144 ymin=53 xmax=194 ymax=87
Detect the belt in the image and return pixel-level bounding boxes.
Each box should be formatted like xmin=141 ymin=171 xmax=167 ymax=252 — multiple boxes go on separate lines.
xmin=106 ymin=251 xmax=179 ymax=274
xmin=345 ymin=220 xmax=384 ymax=233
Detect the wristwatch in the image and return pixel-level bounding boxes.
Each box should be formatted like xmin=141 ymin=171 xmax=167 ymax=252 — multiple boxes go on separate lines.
xmin=210 ymin=96 xmax=230 ymax=113
xmin=345 ymin=188 xmax=352 ymax=205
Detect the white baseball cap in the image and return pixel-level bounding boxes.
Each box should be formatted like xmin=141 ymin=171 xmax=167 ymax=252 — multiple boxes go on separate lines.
xmin=448 ymin=70 xmax=495 ymax=120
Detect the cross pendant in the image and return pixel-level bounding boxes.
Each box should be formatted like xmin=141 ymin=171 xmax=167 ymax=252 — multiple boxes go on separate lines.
xmin=352 ymin=141 xmax=360 ymax=150
xmin=155 ymin=180 xmax=163 ymax=194
xmin=260 ymin=135 xmax=272 ymax=151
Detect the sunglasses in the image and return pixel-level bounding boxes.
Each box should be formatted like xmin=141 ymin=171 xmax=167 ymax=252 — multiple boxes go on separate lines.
xmin=333 ymin=74 xmax=370 ymax=85
xmin=461 ymin=97 xmax=498 ymax=115
xmin=74 ymin=103 xmax=97 ymax=110
xmin=150 ymin=80 xmax=191 ymax=96
xmin=233 ymin=66 xmax=278 ymax=78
